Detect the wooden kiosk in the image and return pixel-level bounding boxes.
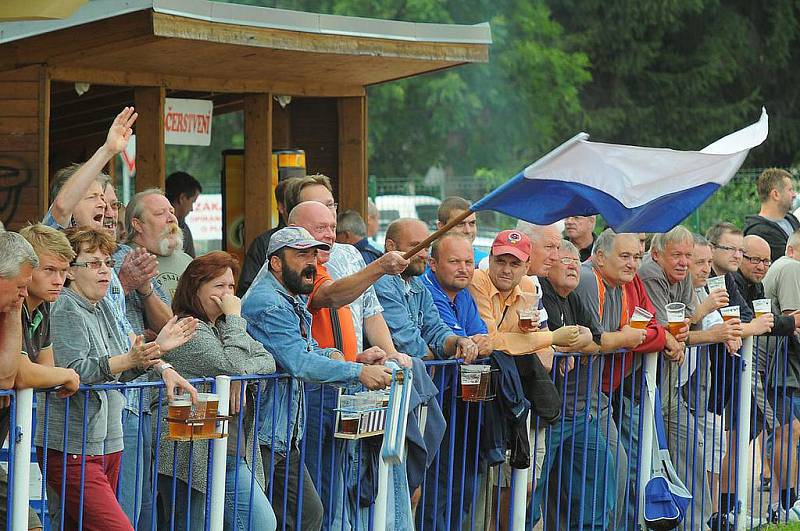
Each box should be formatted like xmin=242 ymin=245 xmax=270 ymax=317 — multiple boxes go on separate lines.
xmin=0 ymin=0 xmax=490 ymax=251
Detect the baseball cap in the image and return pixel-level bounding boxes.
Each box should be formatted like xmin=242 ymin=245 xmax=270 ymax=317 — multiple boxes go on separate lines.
xmin=267 ymin=226 xmax=330 ymax=257
xmin=491 ymin=230 xmax=531 ymax=261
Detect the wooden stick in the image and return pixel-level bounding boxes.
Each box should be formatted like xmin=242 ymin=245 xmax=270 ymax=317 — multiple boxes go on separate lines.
xmin=402 ymin=208 xmax=474 ymax=260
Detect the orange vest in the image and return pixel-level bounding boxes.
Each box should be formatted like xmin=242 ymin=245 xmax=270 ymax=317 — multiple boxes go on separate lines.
xmin=309 ymin=263 xmax=358 ymax=361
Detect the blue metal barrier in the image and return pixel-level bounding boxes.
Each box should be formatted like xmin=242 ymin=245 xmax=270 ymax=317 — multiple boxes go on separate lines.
xmin=5 ymin=337 xmax=800 ymax=530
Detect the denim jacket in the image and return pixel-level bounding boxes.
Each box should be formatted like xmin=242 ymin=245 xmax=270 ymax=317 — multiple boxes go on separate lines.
xmin=374 ymin=275 xmax=452 ymax=359
xmin=242 ymin=269 xmax=363 ymax=454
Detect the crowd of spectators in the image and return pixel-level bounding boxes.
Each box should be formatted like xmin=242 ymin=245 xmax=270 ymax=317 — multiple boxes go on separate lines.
xmin=2 ymin=106 xmax=800 ymax=531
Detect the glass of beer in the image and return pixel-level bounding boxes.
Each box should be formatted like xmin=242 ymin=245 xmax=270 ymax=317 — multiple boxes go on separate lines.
xmin=197 ymin=393 xmax=220 ymax=437
xmin=720 ymin=305 xmax=740 ymax=322
xmin=168 ymin=395 xmax=193 ymax=440
xmin=517 ymin=292 xmax=538 ymax=332
xmin=665 ymin=302 xmax=686 ymax=337
xmin=630 ymin=306 xmax=653 ymax=330
xmin=707 ymin=275 xmax=726 ymax=292
xmin=753 ymin=299 xmax=771 ymax=318
xmin=460 ymin=365 xmax=482 ymax=401
xmin=338 ymin=395 xmax=361 ymax=435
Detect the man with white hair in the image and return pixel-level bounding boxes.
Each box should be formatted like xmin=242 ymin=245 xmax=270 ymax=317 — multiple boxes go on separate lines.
xmin=125 ymin=189 xmax=192 ymax=298
xmin=564 ymin=215 xmax=597 ymax=262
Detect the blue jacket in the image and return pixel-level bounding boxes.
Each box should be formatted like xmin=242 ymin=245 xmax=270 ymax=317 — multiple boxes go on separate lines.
xmin=374 ymin=275 xmax=454 ymax=359
xmin=242 ymin=269 xmax=363 ymax=454
xmin=421 ymin=268 xmax=487 ymax=337
xmin=354 ymin=238 xmax=383 ymax=265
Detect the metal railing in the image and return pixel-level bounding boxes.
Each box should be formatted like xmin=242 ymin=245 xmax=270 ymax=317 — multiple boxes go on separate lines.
xmin=2 ymin=336 xmax=798 ymax=530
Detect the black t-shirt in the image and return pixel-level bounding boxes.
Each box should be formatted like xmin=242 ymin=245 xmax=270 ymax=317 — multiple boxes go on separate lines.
xmin=540 ymin=278 xmax=603 ymax=342
xmin=21 ymin=302 xmax=51 ymax=362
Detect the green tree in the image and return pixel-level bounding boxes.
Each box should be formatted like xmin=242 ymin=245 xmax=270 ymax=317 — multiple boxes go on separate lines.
xmin=548 ymin=0 xmax=800 ymax=166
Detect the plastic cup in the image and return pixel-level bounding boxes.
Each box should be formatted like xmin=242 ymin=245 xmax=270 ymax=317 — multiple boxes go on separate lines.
xmin=197 ymin=392 xmax=219 ymax=436
xmin=665 ymin=302 xmax=686 ymax=337
xmin=461 ymin=365 xmax=490 ymax=401
xmin=338 ymin=395 xmax=362 ymax=435
xmin=630 ymin=306 xmax=653 ymax=330
xmin=168 ymin=395 xmax=193 ymax=439
xmin=707 ymin=276 xmax=726 ymax=292
xmin=753 ymin=299 xmax=771 ymax=318
xmin=720 ymin=305 xmax=740 ymax=322
xmin=517 ymin=292 xmax=538 ymax=332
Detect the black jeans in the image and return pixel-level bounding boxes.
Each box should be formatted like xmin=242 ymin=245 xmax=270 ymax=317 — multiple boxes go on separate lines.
xmin=261 ymin=445 xmax=324 ymax=531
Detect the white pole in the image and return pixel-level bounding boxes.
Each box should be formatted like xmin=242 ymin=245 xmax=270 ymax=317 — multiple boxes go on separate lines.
xmin=736 ymin=337 xmax=754 ymax=530
xmin=510 ymin=410 xmax=531 ymax=531
xmin=12 ymin=388 xmax=33 ymax=531
xmin=638 ymin=352 xmax=658 ymax=527
xmin=210 ymin=376 xmax=231 ymax=531
xmin=373 ymin=453 xmax=390 ymax=529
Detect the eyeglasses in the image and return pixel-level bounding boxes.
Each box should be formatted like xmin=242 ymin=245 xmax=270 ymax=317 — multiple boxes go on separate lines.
xmin=559 ymin=257 xmax=580 ymax=266
xmin=324 ymin=202 xmax=338 ymax=211
xmin=71 ymin=258 xmax=115 ymax=270
xmin=713 ymin=243 xmax=746 ymax=256
xmin=742 ymin=254 xmax=771 ymax=266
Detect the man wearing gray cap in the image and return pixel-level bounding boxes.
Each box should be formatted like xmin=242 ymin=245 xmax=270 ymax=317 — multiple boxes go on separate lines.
xmin=242 ymin=226 xmax=393 ymax=531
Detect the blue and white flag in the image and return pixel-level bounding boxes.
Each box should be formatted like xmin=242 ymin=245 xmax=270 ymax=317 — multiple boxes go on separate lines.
xmin=472 ymin=108 xmax=769 ymax=233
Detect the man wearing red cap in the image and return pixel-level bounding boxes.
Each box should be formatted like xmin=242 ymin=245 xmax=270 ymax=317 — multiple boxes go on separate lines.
xmin=469 ymin=229 xmax=588 ymax=525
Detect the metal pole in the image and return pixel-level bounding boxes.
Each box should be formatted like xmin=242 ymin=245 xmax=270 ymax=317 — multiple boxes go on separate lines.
xmin=12 ymin=389 xmax=32 ymax=531
xmin=736 ymin=337 xmax=754 ymax=530
xmin=210 ymin=376 xmax=231 ymax=531
xmin=638 ymin=352 xmax=658 ymax=527
xmin=511 ymin=410 xmax=531 ymax=531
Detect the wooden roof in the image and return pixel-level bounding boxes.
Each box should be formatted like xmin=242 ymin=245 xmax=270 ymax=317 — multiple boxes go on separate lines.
xmin=0 ymin=0 xmax=491 ymax=96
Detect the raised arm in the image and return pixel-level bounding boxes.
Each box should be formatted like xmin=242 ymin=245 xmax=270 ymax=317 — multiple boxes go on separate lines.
xmin=50 ymin=107 xmax=137 ymax=226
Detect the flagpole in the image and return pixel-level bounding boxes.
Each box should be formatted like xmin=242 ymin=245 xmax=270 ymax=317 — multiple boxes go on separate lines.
xmin=401 ymin=208 xmax=474 ymax=260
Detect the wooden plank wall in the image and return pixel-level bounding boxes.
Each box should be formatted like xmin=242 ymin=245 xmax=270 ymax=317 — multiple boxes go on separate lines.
xmin=0 ymin=66 xmax=47 ymax=230
xmin=290 ymin=97 xmax=339 ymax=195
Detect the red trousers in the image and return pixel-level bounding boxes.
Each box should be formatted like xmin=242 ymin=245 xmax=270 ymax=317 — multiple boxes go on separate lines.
xmin=37 ymin=449 xmax=133 ymax=531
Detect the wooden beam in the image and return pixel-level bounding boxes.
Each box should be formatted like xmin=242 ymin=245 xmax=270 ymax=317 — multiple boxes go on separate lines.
xmin=47 ymin=66 xmax=366 ymax=98
xmin=38 ymin=66 xmax=50 ymax=215
xmin=243 ymin=93 xmax=272 ymax=250
xmin=272 ymin=103 xmax=290 ymax=150
xmin=337 ymin=96 xmax=367 ymax=218
xmin=133 ymin=86 xmax=165 ymax=192
xmin=152 ymin=12 xmax=490 ymax=64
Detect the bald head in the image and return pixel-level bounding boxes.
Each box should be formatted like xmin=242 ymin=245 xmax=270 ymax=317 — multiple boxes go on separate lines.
xmin=740 ymin=234 xmax=772 ymax=283
xmin=385 ymin=218 xmax=429 ymax=278
xmin=288 ymin=201 xmax=336 ymax=260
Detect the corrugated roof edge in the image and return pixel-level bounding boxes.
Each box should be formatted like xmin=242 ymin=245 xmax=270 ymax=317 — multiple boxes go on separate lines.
xmin=0 ymin=0 xmax=492 ymax=46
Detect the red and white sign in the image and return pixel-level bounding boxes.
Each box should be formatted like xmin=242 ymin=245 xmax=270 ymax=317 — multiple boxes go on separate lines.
xmin=185 ymin=194 xmax=222 ymax=240
xmin=164 ymin=98 xmax=213 ymax=146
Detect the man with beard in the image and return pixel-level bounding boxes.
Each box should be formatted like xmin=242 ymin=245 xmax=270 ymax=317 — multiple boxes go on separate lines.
xmin=564 ymin=215 xmax=597 ymax=263
xmin=374 ymin=218 xmax=480 ymax=361
xmin=242 ymin=226 xmax=393 ymax=531
xmin=124 ymin=189 xmax=193 ymax=298
xmin=744 ymin=168 xmax=800 ymax=263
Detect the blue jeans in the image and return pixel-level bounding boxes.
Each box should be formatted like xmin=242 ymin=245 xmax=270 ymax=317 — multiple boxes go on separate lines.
xmin=532 ymin=411 xmax=616 ymax=530
xmin=304 ymin=383 xmax=339 ymax=526
xmin=157 ymin=457 xmax=276 ymax=531
xmin=120 ymin=409 xmax=153 ymax=529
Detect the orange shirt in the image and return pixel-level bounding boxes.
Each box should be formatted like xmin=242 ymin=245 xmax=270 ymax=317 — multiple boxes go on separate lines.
xmin=309 ymin=263 xmax=358 ymax=362
xmin=468 ymin=269 xmax=554 ymax=355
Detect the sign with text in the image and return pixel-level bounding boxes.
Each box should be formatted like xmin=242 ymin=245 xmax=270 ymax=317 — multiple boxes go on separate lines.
xmin=164 ymin=98 xmax=213 ymax=146
xmin=185 ymin=194 xmax=222 ymax=240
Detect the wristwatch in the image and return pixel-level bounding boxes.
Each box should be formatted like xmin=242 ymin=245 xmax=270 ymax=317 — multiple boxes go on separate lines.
xmin=154 ymin=362 xmax=173 ymax=375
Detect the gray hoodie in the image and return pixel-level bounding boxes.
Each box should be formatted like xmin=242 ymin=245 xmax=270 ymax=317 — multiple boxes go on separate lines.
xmin=35 ymin=288 xmax=133 ymax=455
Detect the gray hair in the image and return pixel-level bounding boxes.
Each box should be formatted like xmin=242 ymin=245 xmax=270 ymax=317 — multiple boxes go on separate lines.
xmin=367 ymin=198 xmax=378 ymax=218
xmin=124 ymin=188 xmax=164 ymax=243
xmin=560 ymin=239 xmax=579 ymax=257
xmin=788 ymin=228 xmax=800 ymax=251
xmin=0 ymin=231 xmax=39 ymax=278
xmin=651 ymin=225 xmax=693 ymax=254
xmin=50 ymin=163 xmax=111 ymax=202
xmin=515 ymin=220 xmax=559 ymax=242
xmin=693 ymin=233 xmax=711 ymax=247
xmin=337 ymin=210 xmax=367 ymax=238
xmin=592 ymin=228 xmax=617 ymax=256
